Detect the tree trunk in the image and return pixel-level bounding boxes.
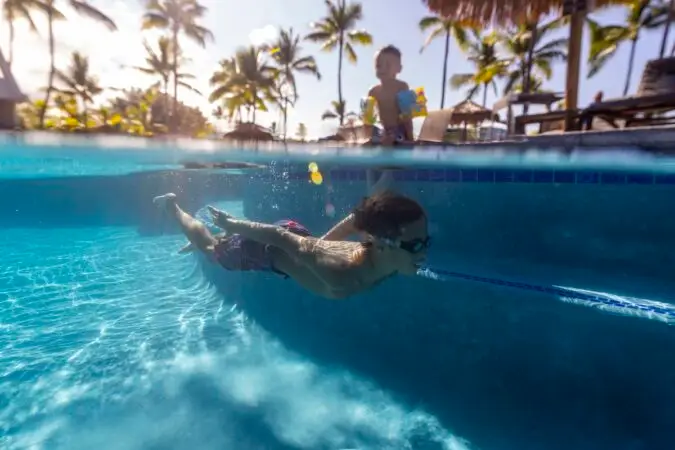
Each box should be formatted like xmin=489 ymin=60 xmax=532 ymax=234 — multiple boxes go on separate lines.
xmin=660 ymin=0 xmax=675 ymax=58
xmin=440 ymin=29 xmax=450 ymax=109
xmin=252 ymin=89 xmax=257 ymax=123
xmin=282 ymin=97 xmax=288 ymax=142
xmin=83 ymin=98 xmax=89 ymax=128
xmin=337 ymin=32 xmax=345 ymax=125
xmin=8 ymin=18 xmax=14 ymax=68
xmin=624 ymin=37 xmax=638 ymax=96
xmin=523 ymin=23 xmax=537 ymax=94
xmin=163 ymin=77 xmax=170 ymax=125
xmin=283 ymin=64 xmax=290 ymax=141
xmin=482 ymin=83 xmax=488 ymax=108
xmin=522 ymin=23 xmax=537 ymax=115
xmin=39 ymin=3 xmax=56 ymax=128
xmin=518 ymin=61 xmax=529 ymax=115
xmin=171 ymin=26 xmax=179 ymax=133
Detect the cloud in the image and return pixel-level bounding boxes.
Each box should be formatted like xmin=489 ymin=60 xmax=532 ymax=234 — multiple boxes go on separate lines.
xmin=248 ymin=25 xmax=277 ymax=47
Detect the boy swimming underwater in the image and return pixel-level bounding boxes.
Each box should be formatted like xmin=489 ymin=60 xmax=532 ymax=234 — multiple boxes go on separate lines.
xmin=153 ymin=191 xmax=430 ymax=299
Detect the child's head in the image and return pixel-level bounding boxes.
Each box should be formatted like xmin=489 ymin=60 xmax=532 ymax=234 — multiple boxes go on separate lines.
xmin=375 ymin=45 xmax=402 ymax=81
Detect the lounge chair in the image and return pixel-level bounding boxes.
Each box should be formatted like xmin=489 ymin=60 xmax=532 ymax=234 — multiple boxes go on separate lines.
xmin=513 ymin=109 xmax=583 ymax=135
xmin=416 ymin=109 xmax=453 ymax=144
xmin=356 ymin=109 xmax=452 ymax=146
xmin=580 ymin=57 xmax=675 ymax=130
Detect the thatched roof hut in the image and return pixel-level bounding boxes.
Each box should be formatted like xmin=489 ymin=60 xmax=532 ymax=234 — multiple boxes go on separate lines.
xmin=222 ymin=122 xmax=274 ymax=141
xmin=448 ymin=99 xmax=499 ymax=124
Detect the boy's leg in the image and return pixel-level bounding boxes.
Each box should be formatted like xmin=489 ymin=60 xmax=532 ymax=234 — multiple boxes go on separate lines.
xmin=153 ymin=193 xmax=217 ymax=254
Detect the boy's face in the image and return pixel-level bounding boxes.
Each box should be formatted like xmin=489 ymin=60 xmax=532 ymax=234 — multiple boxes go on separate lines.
xmin=375 ymin=52 xmax=401 ymax=81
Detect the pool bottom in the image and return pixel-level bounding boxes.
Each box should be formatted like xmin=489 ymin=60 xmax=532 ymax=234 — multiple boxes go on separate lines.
xmin=0 ymin=225 xmax=463 ymax=450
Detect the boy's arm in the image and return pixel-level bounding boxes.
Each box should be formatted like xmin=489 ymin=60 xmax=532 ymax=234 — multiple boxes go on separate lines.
xmin=208 ymin=206 xmax=312 ymax=260
xmin=227 ymin=219 xmax=309 ymax=256
xmin=403 ymin=117 xmax=414 ymax=141
xmin=320 ymin=213 xmax=356 ymax=241
xmin=398 ymin=81 xmax=414 ymax=140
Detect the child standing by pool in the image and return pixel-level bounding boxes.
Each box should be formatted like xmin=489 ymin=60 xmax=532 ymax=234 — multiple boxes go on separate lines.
xmin=367 ymin=45 xmax=414 ymax=146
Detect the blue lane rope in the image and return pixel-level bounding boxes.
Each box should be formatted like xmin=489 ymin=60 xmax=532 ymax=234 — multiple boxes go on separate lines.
xmin=417 ymin=266 xmax=675 ymax=322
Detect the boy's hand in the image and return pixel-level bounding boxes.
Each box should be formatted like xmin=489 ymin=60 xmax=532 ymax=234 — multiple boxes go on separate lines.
xmin=208 ymin=206 xmax=235 ymax=230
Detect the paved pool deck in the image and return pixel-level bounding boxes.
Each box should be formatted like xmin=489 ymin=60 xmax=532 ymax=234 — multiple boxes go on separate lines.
xmin=458 ymin=126 xmax=675 ymax=152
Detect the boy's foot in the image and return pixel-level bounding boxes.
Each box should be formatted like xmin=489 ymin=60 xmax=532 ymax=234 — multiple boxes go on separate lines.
xmin=153 ymin=193 xmax=177 ymax=211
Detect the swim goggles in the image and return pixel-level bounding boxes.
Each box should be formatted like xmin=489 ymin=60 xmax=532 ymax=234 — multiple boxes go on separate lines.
xmin=383 ymin=236 xmax=431 ymax=254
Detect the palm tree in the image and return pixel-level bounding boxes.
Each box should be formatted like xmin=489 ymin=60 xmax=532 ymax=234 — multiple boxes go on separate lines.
xmin=54 ymin=51 xmax=102 ymax=126
xmin=321 ymin=100 xmax=346 ymax=121
xmin=296 ymin=122 xmax=308 ymax=141
xmin=653 ymin=0 xmax=675 ymax=57
xmin=142 ymin=0 xmax=213 ymax=130
xmin=450 ymin=30 xmax=506 ymax=107
xmin=269 ymin=27 xmax=321 ymax=140
xmin=209 ymin=46 xmax=276 ymax=124
xmin=497 ymin=18 xmax=567 ymax=112
xmin=2 ymin=0 xmax=57 ymax=68
xmin=266 ymin=77 xmax=296 ymax=133
xmin=130 ymin=37 xmax=201 ymax=124
xmin=418 ymin=15 xmax=468 ymax=109
xmin=587 ymin=0 xmax=665 ymax=95
xmin=37 ymin=0 xmax=116 ymax=128
xmin=208 ymin=57 xmax=241 ymax=122
xmin=305 ymin=0 xmax=372 ymax=125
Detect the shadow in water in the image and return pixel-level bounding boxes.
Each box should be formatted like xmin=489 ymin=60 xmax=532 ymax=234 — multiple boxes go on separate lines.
xmin=202 ymin=261 xmax=675 ymax=450
xmin=49 ymin=374 xmax=305 ymax=450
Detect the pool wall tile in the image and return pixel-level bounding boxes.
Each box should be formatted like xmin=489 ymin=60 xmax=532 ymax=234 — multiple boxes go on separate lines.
xmin=322 ymin=168 xmax=672 ymax=186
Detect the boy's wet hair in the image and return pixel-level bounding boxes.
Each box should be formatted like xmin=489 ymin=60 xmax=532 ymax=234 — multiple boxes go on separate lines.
xmin=352 ymin=190 xmax=426 ymax=239
xmin=378 ymin=45 xmax=402 ymax=60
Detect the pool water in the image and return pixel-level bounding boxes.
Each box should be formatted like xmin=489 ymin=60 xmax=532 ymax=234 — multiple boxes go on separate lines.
xmin=2 ymin=136 xmax=675 ymax=450
xmin=1 ymin=223 xmax=461 ymax=450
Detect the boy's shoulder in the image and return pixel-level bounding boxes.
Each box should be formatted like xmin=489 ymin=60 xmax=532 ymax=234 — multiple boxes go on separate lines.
xmin=369 ymin=79 xmax=410 ymax=96
xmin=393 ymin=79 xmax=410 ymax=91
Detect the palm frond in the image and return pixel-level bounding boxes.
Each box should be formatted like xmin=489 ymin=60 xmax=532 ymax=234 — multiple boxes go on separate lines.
xmin=178 ymin=81 xmax=202 ymax=96
xmin=419 ymin=15 xmax=442 ymax=31
xmin=344 ymin=42 xmax=358 ymax=63
xmin=305 ymin=30 xmax=333 ymax=42
xmin=420 ymin=26 xmax=446 ymax=53
xmin=449 ymin=73 xmax=474 ymax=89
xmin=69 ymin=0 xmax=117 ymax=30
xmin=322 ymin=110 xmax=338 ymax=120
xmin=142 ymin=12 xmax=169 ymax=29
xmin=184 ymin=23 xmax=214 ymax=46
xmin=347 ymin=30 xmax=372 ymax=45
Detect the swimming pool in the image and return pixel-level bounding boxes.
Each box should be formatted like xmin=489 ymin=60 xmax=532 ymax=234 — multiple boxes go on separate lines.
xmin=2 ymin=134 xmax=675 ymax=450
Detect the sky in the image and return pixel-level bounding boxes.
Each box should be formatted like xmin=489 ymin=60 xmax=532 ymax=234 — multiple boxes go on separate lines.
xmin=2 ymin=0 xmax=670 ymax=138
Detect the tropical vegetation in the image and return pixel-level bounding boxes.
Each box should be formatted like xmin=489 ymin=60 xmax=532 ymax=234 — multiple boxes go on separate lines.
xmin=305 ymin=0 xmax=372 ymax=125
xmin=6 ymin=0 xmax=675 ymax=139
